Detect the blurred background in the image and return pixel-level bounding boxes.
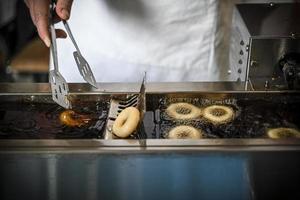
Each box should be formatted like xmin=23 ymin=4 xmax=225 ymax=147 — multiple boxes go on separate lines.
xmin=0 ymin=0 xmax=296 ymax=84
xmin=0 ymin=0 xmax=49 ymax=83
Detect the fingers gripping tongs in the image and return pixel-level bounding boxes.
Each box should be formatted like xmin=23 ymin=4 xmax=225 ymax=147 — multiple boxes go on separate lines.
xmin=49 ymin=1 xmax=97 ymax=109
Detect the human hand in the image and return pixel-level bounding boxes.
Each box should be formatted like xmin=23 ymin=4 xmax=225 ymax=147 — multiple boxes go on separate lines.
xmin=24 ymin=0 xmax=73 ymax=47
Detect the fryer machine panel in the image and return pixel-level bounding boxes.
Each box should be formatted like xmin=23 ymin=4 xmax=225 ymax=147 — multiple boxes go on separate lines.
xmin=0 ymin=83 xmax=299 ymax=200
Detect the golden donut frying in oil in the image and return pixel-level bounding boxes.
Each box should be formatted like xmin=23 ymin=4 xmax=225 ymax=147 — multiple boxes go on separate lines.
xmin=59 ymin=110 xmax=91 ymax=127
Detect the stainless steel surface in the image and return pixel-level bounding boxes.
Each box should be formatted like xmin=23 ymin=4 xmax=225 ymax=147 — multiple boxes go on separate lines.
xmin=1 ymin=139 xmax=300 ymax=151
xmin=0 ymin=82 xmax=245 ymax=94
xmin=229 ymin=5 xmax=251 ymax=82
xmin=246 ymin=36 xmax=300 ymax=90
xmin=2 ymin=151 xmax=299 ymax=200
xmin=62 ymin=20 xmax=97 ymax=88
xmin=49 ymin=2 xmax=71 ymax=109
xmin=1 ymin=83 xmax=299 ymax=200
xmin=237 ymin=3 xmax=300 ymax=36
xmin=231 ymin=3 xmax=300 ymax=89
xmin=0 ymin=152 xmax=253 ymax=200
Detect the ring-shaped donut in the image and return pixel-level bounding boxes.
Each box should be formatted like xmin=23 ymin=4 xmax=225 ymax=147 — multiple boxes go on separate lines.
xmin=203 ymin=105 xmax=234 ymax=125
xmin=167 ymin=126 xmax=203 ymax=139
xmin=267 ymin=128 xmax=300 ymax=139
xmin=113 ymin=107 xmax=140 ymax=138
xmin=166 ymin=103 xmax=201 ymax=120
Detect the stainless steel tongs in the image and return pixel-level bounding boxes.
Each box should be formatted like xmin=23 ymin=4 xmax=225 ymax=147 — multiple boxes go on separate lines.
xmin=49 ymin=1 xmax=97 ymax=109
xmin=62 ymin=20 xmax=97 ymax=88
xmin=49 ymin=2 xmax=71 ymax=109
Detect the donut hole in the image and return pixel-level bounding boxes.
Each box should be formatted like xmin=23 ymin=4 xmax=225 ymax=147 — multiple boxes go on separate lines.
xmin=175 ymin=107 xmax=192 ymax=115
xmin=120 ymin=119 xmax=126 ymax=126
xmin=177 ymin=130 xmax=192 ymax=139
xmin=168 ymin=126 xmax=203 ymax=139
xmin=203 ymin=105 xmax=235 ymax=125
xmin=112 ymin=107 xmax=140 ymax=138
xmin=211 ymin=108 xmax=226 ymax=117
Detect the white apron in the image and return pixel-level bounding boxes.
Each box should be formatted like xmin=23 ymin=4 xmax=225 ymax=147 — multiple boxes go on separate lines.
xmin=55 ymin=0 xmax=228 ymax=82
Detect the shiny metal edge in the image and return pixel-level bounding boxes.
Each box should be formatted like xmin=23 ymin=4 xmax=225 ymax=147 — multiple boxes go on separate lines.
xmin=0 ymin=82 xmax=246 ymax=94
xmin=1 ymin=147 xmax=299 ymax=153
xmin=0 ymin=139 xmax=299 ymax=149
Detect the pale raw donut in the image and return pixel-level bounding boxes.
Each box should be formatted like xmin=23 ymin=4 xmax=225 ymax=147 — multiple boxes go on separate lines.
xmin=203 ymin=105 xmax=234 ymax=125
xmin=113 ymin=107 xmax=140 ymax=138
xmin=166 ymin=103 xmax=201 ymax=120
xmin=267 ymin=128 xmax=300 ymax=139
xmin=167 ymin=126 xmax=203 ymax=139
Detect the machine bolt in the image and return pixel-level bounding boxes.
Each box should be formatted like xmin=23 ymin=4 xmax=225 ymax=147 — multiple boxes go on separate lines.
xmin=265 ymin=81 xmax=270 ymax=89
xmin=290 ymin=32 xmax=297 ymax=39
xmin=246 ymin=45 xmax=250 ymax=52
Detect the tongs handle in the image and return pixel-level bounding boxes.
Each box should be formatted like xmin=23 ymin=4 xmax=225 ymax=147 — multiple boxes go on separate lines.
xmin=62 ymin=21 xmax=81 ymax=55
xmin=49 ymin=1 xmax=59 ymax=72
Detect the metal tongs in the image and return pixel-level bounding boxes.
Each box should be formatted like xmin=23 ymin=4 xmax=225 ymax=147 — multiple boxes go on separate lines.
xmin=49 ymin=0 xmax=97 ymax=109
xmin=49 ymin=2 xmax=71 ymax=109
xmin=62 ymin=20 xmax=97 ymax=88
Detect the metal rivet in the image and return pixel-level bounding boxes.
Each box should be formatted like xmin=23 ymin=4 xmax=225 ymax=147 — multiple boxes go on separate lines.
xmin=238 ymin=60 xmax=243 ymax=65
xmin=228 ymin=70 xmax=232 ymax=74
xmin=240 ymin=40 xmax=245 ymax=46
xmin=238 ymin=68 xmax=242 ymax=73
xmin=246 ymin=45 xmax=250 ymax=52
xmin=269 ymin=2 xmax=275 ymax=7
xmin=240 ymin=50 xmax=244 ymax=55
